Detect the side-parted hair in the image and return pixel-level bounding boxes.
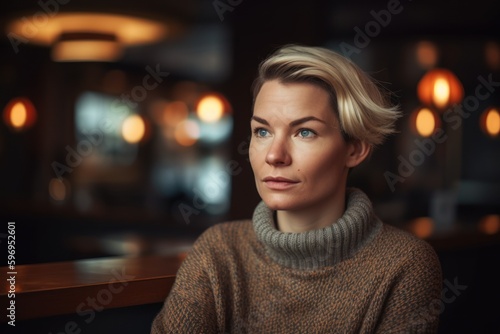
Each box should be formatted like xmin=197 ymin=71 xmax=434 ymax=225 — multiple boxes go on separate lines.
xmin=252 ymin=44 xmax=401 ymax=149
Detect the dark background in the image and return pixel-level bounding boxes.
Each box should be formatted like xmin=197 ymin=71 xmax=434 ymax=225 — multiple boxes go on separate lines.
xmin=1 ymin=0 xmax=499 ymax=333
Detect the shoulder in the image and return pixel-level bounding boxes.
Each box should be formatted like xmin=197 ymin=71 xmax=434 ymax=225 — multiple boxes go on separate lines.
xmin=370 ymin=225 xmax=443 ymax=332
xmin=365 ymin=222 xmax=442 ymax=278
xmin=196 ymin=220 xmax=253 ymax=242
xmin=377 ymin=224 xmax=438 ymax=259
xmin=174 ymin=220 xmax=253 ymax=275
xmin=188 ymin=220 xmax=255 ymax=256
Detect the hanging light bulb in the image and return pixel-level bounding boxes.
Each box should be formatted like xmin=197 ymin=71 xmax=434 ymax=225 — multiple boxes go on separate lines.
xmin=410 ymin=107 xmax=440 ymax=137
xmin=480 ymin=107 xmax=500 ymax=137
xmin=3 ymin=97 xmax=37 ymax=131
xmin=417 ymin=68 xmax=464 ymax=112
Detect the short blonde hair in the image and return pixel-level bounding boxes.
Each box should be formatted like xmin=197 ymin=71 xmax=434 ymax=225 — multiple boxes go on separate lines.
xmin=252 ymin=44 xmax=401 ymax=148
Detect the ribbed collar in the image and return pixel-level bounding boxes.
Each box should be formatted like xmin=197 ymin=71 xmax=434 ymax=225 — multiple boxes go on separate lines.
xmin=252 ymin=188 xmax=381 ymax=270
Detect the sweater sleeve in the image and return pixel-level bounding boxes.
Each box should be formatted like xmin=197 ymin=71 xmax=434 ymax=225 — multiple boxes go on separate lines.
xmin=151 ymin=227 xmax=219 ymax=334
xmin=375 ymin=240 xmax=443 ymax=333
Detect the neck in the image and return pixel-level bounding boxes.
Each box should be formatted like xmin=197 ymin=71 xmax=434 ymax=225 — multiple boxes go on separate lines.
xmin=252 ymin=188 xmax=381 ymax=269
xmin=276 ymin=193 xmax=346 ymax=233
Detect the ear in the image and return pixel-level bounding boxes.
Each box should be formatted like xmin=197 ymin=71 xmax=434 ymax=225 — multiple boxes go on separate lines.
xmin=345 ymin=140 xmax=371 ymax=168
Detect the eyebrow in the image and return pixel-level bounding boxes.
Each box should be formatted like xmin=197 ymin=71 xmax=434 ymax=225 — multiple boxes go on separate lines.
xmin=251 ymin=115 xmax=327 ymax=127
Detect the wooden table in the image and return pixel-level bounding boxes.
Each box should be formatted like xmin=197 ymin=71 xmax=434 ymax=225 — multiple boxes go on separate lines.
xmin=0 ymin=254 xmax=185 ymax=322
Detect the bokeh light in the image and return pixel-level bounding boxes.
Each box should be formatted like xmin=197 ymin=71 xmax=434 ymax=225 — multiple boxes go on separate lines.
xmin=478 ymin=215 xmax=500 ymax=235
xmin=416 ymin=41 xmax=438 ymax=69
xmin=174 ymin=119 xmax=200 ymax=146
xmin=122 ymin=114 xmax=146 ymax=143
xmin=49 ymin=178 xmax=69 ymax=202
xmin=3 ymin=97 xmax=37 ymax=131
xmin=485 ymin=41 xmax=500 ymax=70
xmin=196 ymin=94 xmax=225 ymax=123
xmin=408 ymin=217 xmax=434 ymax=239
xmin=163 ymin=101 xmax=189 ymax=127
xmin=412 ymin=107 xmax=439 ymax=137
xmin=480 ymin=107 xmax=500 ymax=137
xmin=432 ymin=78 xmax=450 ymax=110
xmin=417 ymin=68 xmax=463 ymax=111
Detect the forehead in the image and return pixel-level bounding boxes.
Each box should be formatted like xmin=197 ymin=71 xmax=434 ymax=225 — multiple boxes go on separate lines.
xmin=253 ymin=80 xmax=336 ymax=121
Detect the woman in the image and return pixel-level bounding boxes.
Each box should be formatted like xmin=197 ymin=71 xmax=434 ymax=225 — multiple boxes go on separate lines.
xmin=151 ymin=45 xmax=442 ymax=333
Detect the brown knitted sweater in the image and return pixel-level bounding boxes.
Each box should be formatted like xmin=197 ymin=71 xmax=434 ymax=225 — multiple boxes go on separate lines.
xmin=151 ymin=188 xmax=442 ymax=333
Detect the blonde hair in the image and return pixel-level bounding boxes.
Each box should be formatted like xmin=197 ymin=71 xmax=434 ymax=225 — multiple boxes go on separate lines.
xmin=252 ymin=44 xmax=401 ymax=149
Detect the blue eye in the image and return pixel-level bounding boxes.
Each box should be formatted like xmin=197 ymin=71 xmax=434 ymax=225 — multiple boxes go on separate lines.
xmin=254 ymin=128 xmax=269 ymax=137
xmin=298 ymin=129 xmax=315 ymax=138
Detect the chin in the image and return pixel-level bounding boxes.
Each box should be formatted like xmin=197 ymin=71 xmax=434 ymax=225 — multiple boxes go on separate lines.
xmin=259 ymin=194 xmax=302 ymax=212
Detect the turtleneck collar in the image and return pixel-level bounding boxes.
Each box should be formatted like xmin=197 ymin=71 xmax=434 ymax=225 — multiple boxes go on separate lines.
xmin=252 ymin=188 xmax=382 ymax=270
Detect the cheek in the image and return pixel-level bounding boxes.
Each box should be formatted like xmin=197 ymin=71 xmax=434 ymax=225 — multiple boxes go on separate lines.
xmin=248 ymin=143 xmax=255 ymax=161
xmin=306 ymin=148 xmax=346 ymax=176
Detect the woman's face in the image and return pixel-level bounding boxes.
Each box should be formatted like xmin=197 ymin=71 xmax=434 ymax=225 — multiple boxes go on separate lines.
xmin=249 ymin=80 xmax=355 ymax=213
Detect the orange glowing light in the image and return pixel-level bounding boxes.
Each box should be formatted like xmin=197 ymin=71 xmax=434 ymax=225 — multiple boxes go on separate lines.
xmin=163 ymin=101 xmax=189 ymax=127
xmin=408 ymin=217 xmax=434 ymax=239
xmin=197 ymin=95 xmax=224 ymax=123
xmin=49 ymin=178 xmax=69 ymax=201
xmin=478 ymin=215 xmax=500 ymax=235
xmin=195 ymin=93 xmax=231 ymax=123
xmin=480 ymin=107 xmax=500 ymax=137
xmin=411 ymin=107 xmax=440 ymax=137
xmin=7 ymin=13 xmax=179 ymax=62
xmin=53 ymin=39 xmax=122 ymax=62
xmin=417 ymin=68 xmax=464 ymax=111
xmin=10 ymin=102 xmax=27 ymax=128
xmin=485 ymin=41 xmax=500 ymax=70
xmin=3 ymin=97 xmax=37 ymax=131
xmin=122 ymin=114 xmax=146 ymax=143
xmin=416 ymin=41 xmax=438 ymax=69
xmin=432 ymin=78 xmax=450 ymax=109
xmin=174 ymin=120 xmax=200 ymax=146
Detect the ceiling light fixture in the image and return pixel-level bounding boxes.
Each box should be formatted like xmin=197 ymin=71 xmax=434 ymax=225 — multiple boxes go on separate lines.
xmin=7 ymin=12 xmax=180 ymax=62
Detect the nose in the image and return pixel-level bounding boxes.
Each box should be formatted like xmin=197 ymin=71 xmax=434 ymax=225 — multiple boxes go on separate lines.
xmin=265 ymin=137 xmax=291 ymax=166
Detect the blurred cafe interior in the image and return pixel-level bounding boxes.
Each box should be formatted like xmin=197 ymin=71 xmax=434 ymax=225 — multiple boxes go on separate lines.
xmin=0 ymin=0 xmax=499 ymax=333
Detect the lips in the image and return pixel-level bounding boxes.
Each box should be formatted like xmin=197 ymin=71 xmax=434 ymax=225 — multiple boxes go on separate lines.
xmin=262 ymin=176 xmax=299 ymax=190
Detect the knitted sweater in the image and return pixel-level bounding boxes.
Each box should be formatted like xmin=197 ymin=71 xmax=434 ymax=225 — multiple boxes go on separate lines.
xmin=151 ymin=188 xmax=442 ymax=333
